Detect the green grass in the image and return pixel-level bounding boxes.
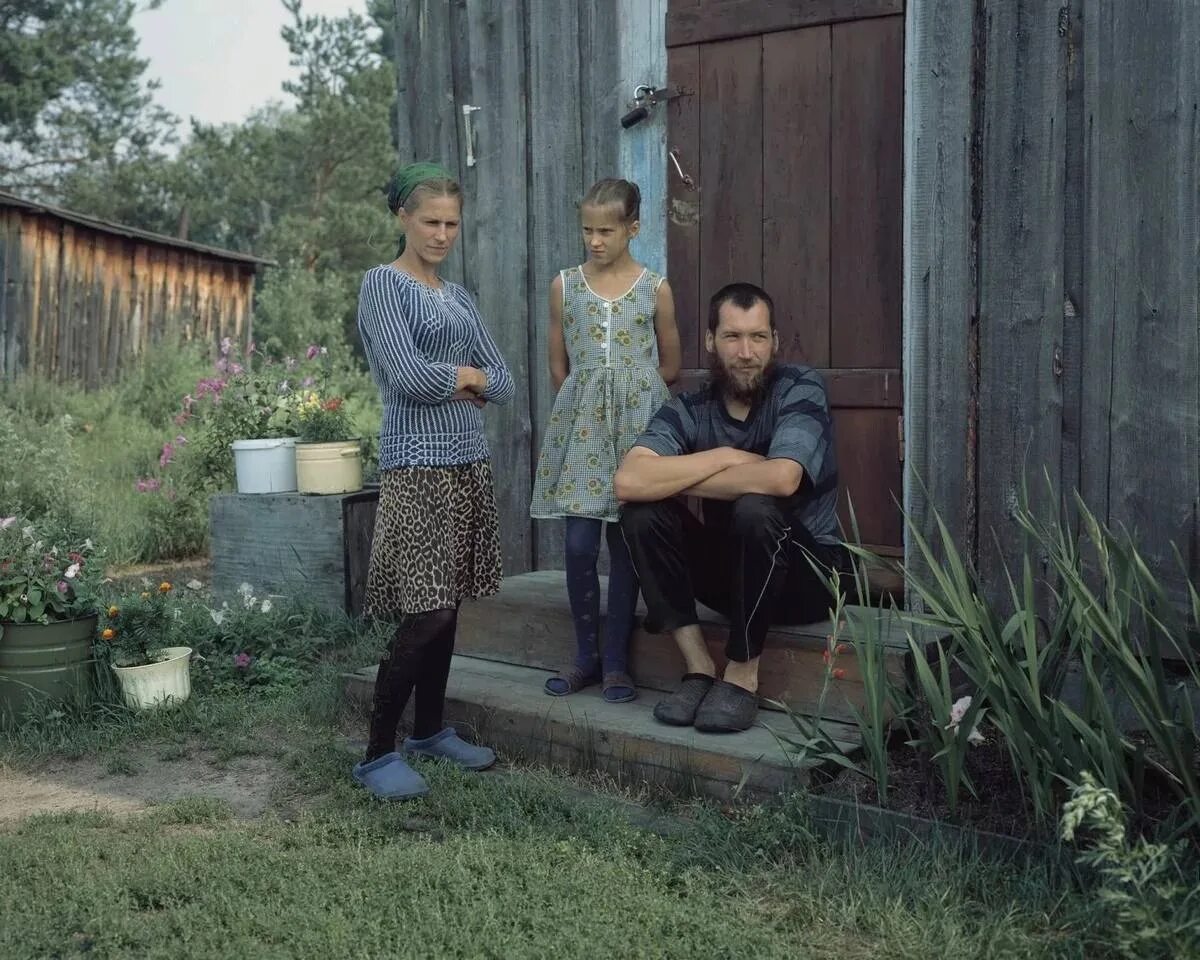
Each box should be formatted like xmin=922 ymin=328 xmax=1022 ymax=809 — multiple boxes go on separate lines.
xmin=0 ymin=647 xmax=1106 ymax=960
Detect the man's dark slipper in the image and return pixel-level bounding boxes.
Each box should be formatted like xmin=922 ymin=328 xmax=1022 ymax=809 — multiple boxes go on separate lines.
xmin=544 ymin=663 xmax=601 ymax=697
xmin=602 ymin=671 xmax=637 ymax=704
xmin=652 ymin=673 xmax=715 ymax=726
xmin=693 ymin=680 xmax=759 ymax=733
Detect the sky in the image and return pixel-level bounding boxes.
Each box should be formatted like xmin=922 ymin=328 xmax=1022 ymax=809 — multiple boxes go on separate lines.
xmin=134 ymin=0 xmax=369 ymax=129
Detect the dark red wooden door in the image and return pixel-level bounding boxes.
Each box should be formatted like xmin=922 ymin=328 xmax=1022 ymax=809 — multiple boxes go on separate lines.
xmin=666 ymin=1 xmax=905 ymax=556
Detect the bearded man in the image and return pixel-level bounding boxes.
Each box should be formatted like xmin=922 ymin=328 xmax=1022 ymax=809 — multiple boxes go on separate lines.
xmin=614 ymin=282 xmax=847 ymax=733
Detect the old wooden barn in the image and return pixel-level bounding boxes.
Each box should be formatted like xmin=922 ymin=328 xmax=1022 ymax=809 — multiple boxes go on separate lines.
xmin=389 ymin=0 xmax=1199 ymax=608
xmin=0 ymin=190 xmax=272 ymax=388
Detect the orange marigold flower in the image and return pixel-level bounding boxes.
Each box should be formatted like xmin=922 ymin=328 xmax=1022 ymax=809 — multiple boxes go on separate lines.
xmin=832 ymin=668 xmax=847 ymax=681
xmin=101 ymin=628 xmax=116 ymax=641
xmin=107 ymin=605 xmax=120 ymax=618
xmin=159 ymin=581 xmax=172 ymax=593
xmin=322 ymin=397 xmax=343 ymax=412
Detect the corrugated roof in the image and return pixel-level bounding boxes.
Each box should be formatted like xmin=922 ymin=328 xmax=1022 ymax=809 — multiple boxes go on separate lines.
xmin=0 ymin=189 xmax=277 ymax=267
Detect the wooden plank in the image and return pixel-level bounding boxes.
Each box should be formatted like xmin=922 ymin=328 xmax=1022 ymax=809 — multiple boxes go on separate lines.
xmin=698 ymin=36 xmax=763 ymax=296
xmin=764 ymin=26 xmax=831 ymax=366
xmin=209 ymin=492 xmax=354 ymax=614
xmin=824 ymin=368 xmax=901 ymax=407
xmin=975 ymin=0 xmax=1067 ymax=600
xmin=667 ymin=0 xmax=904 ymax=47
xmin=578 ymin=0 xmax=620 ymax=192
xmin=458 ymin=0 xmax=533 ymax=574
xmin=833 ymin=407 xmax=903 ymax=551
xmin=901 ymin=0 xmax=977 ymax=597
xmin=453 ymin=571 xmax=915 ymax=724
xmin=666 ymin=43 xmax=701 ymax=367
xmin=342 ymin=488 xmax=380 ymax=618
xmin=393 ymin=0 xmax=467 ymax=286
xmin=1060 ymin=0 xmax=1085 ymax=512
xmin=830 ymin=16 xmax=903 ymax=370
xmin=0 ymin=212 xmax=22 ymax=379
xmin=617 ymin=0 xmax=668 ymax=277
xmin=1082 ymin=0 xmax=1200 ymax=609
xmin=527 ymin=0 xmax=586 ymax=572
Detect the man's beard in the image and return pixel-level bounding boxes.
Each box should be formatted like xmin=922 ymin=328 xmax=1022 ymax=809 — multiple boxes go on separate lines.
xmin=710 ymin=353 xmax=774 ymax=406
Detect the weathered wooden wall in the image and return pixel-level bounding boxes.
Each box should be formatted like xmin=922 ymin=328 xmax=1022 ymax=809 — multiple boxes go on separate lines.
xmin=393 ymin=0 xmax=668 ymax=575
xmin=905 ymin=0 xmax=1200 ymax=607
xmin=0 ymin=197 xmax=263 ymax=388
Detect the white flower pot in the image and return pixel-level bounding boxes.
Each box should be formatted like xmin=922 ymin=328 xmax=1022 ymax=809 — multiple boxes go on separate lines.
xmin=110 ymin=646 xmax=193 ymax=711
xmin=231 ymin=437 xmax=299 ymax=494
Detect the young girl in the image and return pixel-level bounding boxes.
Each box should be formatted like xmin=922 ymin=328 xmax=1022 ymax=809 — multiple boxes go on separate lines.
xmin=352 ymin=162 xmax=514 ymax=800
xmin=530 ymin=178 xmax=681 ymax=703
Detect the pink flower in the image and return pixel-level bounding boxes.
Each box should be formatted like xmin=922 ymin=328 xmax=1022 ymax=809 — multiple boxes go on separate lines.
xmin=220 ymin=336 xmax=232 ymax=356
xmin=305 ymin=344 xmax=320 ymax=360
xmin=135 ymin=477 xmax=161 ymax=494
xmin=159 ymin=442 xmax=175 ymax=468
xmin=229 ymin=362 xmax=244 ymax=376
xmin=57 ymin=580 xmax=69 ymax=593
xmin=173 ymin=412 xmax=189 ymax=427
xmin=233 ymin=652 xmax=252 ymax=669
xmin=301 ymin=376 xmax=314 ymax=388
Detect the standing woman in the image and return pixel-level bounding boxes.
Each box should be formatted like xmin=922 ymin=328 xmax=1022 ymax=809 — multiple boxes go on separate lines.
xmin=353 ymin=162 xmax=514 ymax=799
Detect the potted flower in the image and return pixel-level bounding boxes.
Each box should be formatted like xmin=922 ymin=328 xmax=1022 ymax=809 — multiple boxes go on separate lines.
xmin=0 ymin=517 xmax=100 ymax=724
xmin=294 ymin=390 xmax=364 ymax=495
xmin=97 ymin=581 xmax=193 ymax=711
xmin=187 ymin=339 xmax=303 ymax=495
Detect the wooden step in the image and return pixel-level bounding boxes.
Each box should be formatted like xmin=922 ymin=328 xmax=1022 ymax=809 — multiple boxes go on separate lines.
xmin=455 ymin=571 xmax=922 ymax=726
xmin=342 ymin=656 xmax=859 ymax=801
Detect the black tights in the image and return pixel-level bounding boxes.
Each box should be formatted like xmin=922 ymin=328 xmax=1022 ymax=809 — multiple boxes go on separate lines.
xmin=365 ymin=607 xmax=458 ymax=762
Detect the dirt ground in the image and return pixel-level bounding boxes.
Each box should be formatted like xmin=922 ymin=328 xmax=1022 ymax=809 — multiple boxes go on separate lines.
xmin=0 ymin=750 xmax=291 ymax=824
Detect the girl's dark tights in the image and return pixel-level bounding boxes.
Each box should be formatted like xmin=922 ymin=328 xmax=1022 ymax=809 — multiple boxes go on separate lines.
xmin=364 ymin=607 xmax=458 ymax=762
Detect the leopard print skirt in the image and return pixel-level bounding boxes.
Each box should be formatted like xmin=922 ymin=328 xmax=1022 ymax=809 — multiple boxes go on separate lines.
xmin=364 ymin=460 xmax=503 ymax=620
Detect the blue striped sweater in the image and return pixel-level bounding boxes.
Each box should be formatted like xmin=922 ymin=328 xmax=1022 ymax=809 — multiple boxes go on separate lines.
xmin=356 ymin=265 xmax=515 ymax=469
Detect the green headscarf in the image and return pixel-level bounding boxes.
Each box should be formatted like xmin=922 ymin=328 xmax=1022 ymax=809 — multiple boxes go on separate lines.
xmin=387 ymin=161 xmax=457 ymax=256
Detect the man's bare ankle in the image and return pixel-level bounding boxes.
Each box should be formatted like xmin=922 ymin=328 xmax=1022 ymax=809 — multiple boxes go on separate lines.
xmin=723 ymin=660 xmax=760 ymax=693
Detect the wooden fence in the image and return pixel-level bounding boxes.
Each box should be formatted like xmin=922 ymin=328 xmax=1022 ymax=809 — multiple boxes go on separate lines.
xmin=905 ymin=0 xmax=1199 ymax=609
xmin=0 ymin=191 xmax=271 ymax=388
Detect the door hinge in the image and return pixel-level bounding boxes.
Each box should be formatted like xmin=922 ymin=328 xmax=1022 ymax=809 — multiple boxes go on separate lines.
xmin=897 ymin=415 xmax=905 ymax=463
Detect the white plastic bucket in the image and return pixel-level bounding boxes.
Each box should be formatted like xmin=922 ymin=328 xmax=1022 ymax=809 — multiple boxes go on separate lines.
xmin=231 ymin=437 xmax=299 ymax=494
xmin=110 ymin=646 xmax=192 ymax=711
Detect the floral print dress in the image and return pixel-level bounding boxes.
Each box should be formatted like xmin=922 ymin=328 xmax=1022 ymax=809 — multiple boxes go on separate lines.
xmin=530 ymin=265 xmax=670 ymax=522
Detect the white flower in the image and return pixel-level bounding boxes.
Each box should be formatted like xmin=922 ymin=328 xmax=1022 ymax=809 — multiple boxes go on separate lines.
xmin=84 ymin=538 xmax=94 ymax=551
xmin=946 ymin=695 xmax=986 ymax=745
xmin=209 ymin=608 xmax=226 ymax=626
xmin=260 ymin=598 xmax=272 ymax=614
xmin=0 ymin=516 xmax=16 ymax=529
xmin=64 ymin=563 xmax=80 ymax=580
xmin=238 ymin=582 xmax=254 ymax=596
xmin=141 ymin=577 xmax=152 ymax=588
xmin=186 ymin=579 xmax=203 ymax=590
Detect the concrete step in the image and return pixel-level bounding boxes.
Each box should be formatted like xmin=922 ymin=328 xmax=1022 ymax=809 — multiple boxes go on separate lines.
xmin=454 ymin=571 xmax=920 ymax=725
xmin=342 ymin=655 xmax=860 ymax=801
